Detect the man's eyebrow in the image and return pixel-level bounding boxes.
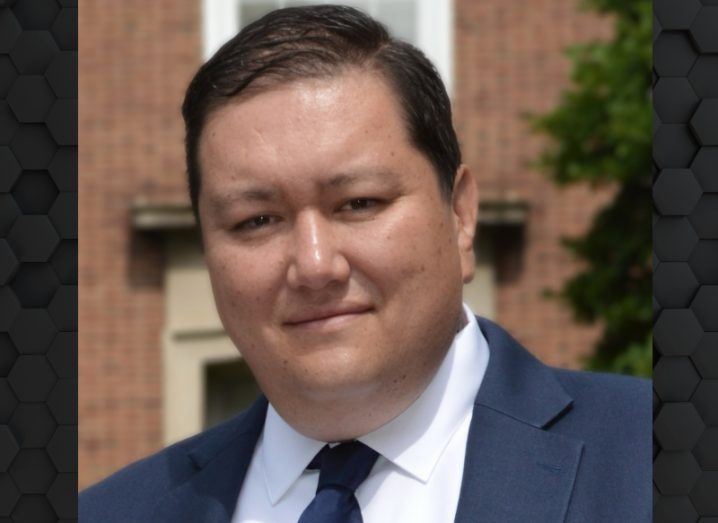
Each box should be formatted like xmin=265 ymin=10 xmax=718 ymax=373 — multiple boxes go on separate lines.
xmin=322 ymin=170 xmax=390 ymax=189
xmin=207 ymin=187 xmax=279 ymax=209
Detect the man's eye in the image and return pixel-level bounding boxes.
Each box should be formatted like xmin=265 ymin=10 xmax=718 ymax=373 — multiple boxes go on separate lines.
xmin=235 ymin=215 xmax=277 ymax=232
xmin=341 ymin=198 xmax=380 ymax=211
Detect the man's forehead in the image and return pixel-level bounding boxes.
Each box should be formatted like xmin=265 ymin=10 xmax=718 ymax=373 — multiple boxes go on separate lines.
xmin=199 ymin=73 xmax=413 ymax=168
xmin=202 ymin=69 xmax=403 ymax=136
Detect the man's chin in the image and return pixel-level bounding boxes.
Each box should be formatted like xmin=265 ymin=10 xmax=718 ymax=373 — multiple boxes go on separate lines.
xmin=273 ymin=375 xmax=394 ymax=441
xmin=290 ymin=365 xmax=382 ymax=403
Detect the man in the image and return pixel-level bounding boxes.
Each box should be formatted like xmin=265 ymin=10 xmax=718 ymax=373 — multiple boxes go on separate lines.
xmin=80 ymin=5 xmax=651 ymax=522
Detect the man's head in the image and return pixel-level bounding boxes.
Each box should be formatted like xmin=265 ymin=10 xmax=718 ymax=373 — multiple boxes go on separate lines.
xmin=182 ymin=4 xmax=461 ymax=218
xmin=183 ymin=5 xmax=478 ymax=441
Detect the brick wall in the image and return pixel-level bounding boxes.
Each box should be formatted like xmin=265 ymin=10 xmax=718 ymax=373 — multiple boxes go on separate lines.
xmin=79 ymin=0 xmax=612 ymax=488
xmin=453 ymin=0 xmax=613 ymax=367
xmin=79 ymin=0 xmax=199 ymax=488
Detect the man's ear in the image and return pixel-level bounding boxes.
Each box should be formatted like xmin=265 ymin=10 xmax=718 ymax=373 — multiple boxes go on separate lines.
xmin=451 ymin=164 xmax=479 ymax=283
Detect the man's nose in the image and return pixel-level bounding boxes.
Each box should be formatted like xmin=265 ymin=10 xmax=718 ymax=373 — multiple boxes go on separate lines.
xmin=286 ymin=212 xmax=350 ymax=290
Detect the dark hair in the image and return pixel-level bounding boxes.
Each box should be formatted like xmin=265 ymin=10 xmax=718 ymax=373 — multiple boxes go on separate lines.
xmin=182 ymin=4 xmax=461 ymax=220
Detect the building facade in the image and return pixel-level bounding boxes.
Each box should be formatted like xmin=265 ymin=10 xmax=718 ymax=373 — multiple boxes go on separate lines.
xmin=79 ymin=0 xmax=610 ymax=488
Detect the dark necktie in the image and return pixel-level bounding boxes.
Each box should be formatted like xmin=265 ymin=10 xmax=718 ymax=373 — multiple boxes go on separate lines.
xmin=298 ymin=441 xmax=379 ymax=523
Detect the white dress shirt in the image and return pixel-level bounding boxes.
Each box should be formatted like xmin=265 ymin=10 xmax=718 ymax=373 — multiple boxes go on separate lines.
xmin=233 ymin=304 xmax=490 ymax=523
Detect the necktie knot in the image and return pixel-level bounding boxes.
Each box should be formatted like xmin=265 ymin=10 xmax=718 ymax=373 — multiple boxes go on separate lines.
xmin=298 ymin=441 xmax=379 ymax=523
xmin=312 ymin=441 xmax=379 ymax=493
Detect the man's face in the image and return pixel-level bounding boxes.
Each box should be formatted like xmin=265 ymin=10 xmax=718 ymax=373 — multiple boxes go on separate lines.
xmin=197 ymin=69 xmax=477 ymax=437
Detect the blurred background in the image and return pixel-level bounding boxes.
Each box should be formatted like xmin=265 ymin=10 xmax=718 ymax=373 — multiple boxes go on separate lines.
xmin=79 ymin=0 xmax=650 ymax=488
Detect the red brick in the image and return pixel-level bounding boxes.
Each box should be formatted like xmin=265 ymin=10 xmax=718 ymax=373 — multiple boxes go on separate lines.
xmin=79 ymin=0 xmax=613 ymax=488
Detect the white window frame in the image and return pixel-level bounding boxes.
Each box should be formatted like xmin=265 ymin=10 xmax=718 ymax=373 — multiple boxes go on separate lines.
xmin=202 ymin=0 xmax=454 ymax=95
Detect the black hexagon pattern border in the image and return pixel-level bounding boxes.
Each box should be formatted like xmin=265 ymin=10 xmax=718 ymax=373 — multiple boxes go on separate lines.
xmin=654 ymin=0 xmax=718 ymax=520
xmin=0 ymin=0 xmax=77 ymax=521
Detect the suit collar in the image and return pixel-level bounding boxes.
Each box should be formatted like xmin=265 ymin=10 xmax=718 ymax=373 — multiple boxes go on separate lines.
xmin=474 ymin=317 xmax=573 ymax=427
xmin=453 ymin=317 xmax=583 ymax=523
xmin=187 ymin=395 xmax=268 ymax=469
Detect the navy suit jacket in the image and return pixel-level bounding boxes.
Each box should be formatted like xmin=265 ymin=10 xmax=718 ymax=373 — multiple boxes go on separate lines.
xmin=80 ymin=318 xmax=652 ymax=522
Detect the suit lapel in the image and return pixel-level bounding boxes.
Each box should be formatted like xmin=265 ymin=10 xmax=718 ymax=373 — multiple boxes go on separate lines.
xmin=151 ymin=396 xmax=269 ymax=523
xmin=454 ymin=319 xmax=584 ymax=523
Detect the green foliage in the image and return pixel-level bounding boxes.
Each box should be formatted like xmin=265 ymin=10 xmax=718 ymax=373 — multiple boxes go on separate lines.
xmin=532 ymin=0 xmax=652 ymax=376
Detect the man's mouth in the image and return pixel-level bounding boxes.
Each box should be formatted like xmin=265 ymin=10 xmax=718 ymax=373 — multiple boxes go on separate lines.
xmin=284 ymin=305 xmax=373 ymax=328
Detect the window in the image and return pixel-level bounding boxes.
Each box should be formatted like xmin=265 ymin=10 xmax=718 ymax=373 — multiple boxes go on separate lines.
xmin=204 ymin=359 xmax=261 ymax=429
xmin=203 ymin=0 xmax=454 ymax=94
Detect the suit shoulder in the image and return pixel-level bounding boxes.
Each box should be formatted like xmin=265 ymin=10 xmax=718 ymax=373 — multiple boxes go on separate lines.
xmin=79 ymin=430 xmax=205 ymax=521
xmin=79 ymin=399 xmax=266 ymax=522
xmin=552 ymin=367 xmax=650 ymax=402
xmin=550 ymin=367 xmax=652 ymax=432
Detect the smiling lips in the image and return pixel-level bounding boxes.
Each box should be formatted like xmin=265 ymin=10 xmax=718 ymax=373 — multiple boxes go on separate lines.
xmin=284 ymin=305 xmax=373 ymax=328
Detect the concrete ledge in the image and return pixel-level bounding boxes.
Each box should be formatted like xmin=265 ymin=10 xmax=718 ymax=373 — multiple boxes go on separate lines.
xmin=132 ymin=202 xmax=196 ymax=230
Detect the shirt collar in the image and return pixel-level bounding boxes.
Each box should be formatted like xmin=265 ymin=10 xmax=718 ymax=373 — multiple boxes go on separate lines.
xmin=261 ymin=406 xmax=326 ymax=505
xmin=261 ymin=304 xmax=489 ymax=504
xmin=359 ymin=304 xmax=488 ymax=481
